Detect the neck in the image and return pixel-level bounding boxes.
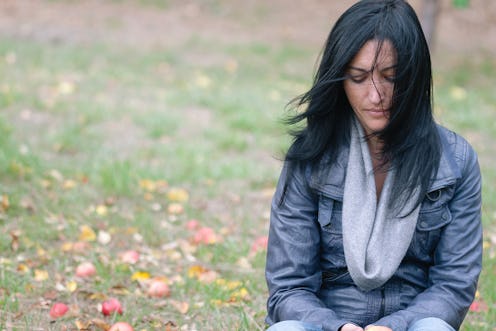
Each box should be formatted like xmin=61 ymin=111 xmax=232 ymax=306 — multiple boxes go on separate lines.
xmin=367 ymin=136 xmax=384 ymax=160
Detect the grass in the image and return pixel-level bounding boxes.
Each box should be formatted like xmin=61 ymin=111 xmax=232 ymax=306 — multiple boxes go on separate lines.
xmin=0 ymin=3 xmax=495 ymax=330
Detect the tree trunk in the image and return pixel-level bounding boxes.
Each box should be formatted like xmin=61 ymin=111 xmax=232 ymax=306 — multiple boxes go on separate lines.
xmin=420 ymin=0 xmax=441 ymax=50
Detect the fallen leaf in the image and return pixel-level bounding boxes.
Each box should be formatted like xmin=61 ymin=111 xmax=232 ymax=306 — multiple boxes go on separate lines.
xmin=57 ymin=81 xmax=75 ymax=95
xmin=165 ymin=321 xmax=179 ymax=331
xmin=167 ymin=188 xmax=189 ymax=202
xmin=170 ymin=300 xmax=189 ymax=314
xmin=91 ymin=318 xmax=110 ymax=331
xmin=66 ymin=281 xmax=78 ymax=292
xmin=34 ymin=269 xmax=49 ymax=282
xmin=1 ymin=194 xmax=9 ymax=212
xmin=224 ymin=59 xmax=238 ymax=74
xmin=167 ymin=203 xmax=184 ymax=214
xmin=95 ymin=204 xmax=108 ymax=216
xmin=187 ymin=265 xmax=218 ymax=283
xmin=139 ymin=179 xmax=157 ymax=192
xmin=229 ymin=287 xmax=249 ymax=302
xmin=10 ymin=230 xmax=21 ymax=251
xmin=131 ymin=271 xmax=151 ymax=281
xmin=75 ymin=319 xmax=92 ymax=330
xmin=63 ymin=179 xmax=77 ymax=189
xmin=79 ymin=225 xmax=96 ymax=242
xmin=17 ymin=263 xmax=30 ymax=273
xmin=195 ymin=73 xmax=212 ymax=88
xmin=450 ymin=86 xmax=467 ymax=101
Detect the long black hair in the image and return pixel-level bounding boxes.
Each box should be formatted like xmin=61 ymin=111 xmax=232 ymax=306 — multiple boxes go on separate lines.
xmin=284 ymin=0 xmax=441 ymax=206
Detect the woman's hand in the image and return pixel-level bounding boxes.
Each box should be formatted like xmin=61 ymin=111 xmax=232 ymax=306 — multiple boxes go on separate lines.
xmin=340 ymin=323 xmax=364 ymax=331
xmin=364 ymin=326 xmax=393 ymax=331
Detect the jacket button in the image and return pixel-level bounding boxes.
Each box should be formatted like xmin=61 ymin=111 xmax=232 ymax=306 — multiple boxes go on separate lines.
xmin=421 ymin=221 xmax=428 ymax=228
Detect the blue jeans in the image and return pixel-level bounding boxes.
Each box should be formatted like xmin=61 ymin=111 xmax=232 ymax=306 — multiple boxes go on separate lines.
xmin=266 ymin=317 xmax=456 ymax=331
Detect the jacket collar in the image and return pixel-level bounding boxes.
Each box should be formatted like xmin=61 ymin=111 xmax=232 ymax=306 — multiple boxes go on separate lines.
xmin=309 ymin=127 xmax=460 ymax=200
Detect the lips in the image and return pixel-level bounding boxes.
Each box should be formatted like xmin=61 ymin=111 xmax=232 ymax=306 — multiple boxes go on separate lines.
xmin=365 ymin=109 xmax=388 ymax=117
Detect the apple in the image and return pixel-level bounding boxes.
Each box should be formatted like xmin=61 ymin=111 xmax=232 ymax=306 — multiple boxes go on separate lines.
xmin=75 ymin=261 xmax=96 ymax=277
xmin=192 ymin=227 xmax=217 ymax=245
xmin=108 ymin=322 xmax=134 ymax=331
xmin=101 ymin=298 xmax=123 ymax=316
xmin=250 ymin=236 xmax=269 ymax=254
xmin=49 ymin=302 xmax=69 ymax=318
xmin=186 ymin=219 xmax=200 ymax=231
xmin=120 ymin=250 xmax=140 ymax=264
xmin=147 ymin=279 xmax=170 ymax=298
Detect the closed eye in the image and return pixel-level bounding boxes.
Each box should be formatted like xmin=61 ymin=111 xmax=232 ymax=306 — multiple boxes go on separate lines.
xmin=348 ymin=74 xmax=368 ymax=83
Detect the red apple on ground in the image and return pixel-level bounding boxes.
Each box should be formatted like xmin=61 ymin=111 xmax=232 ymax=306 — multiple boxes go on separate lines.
xmin=120 ymin=250 xmax=140 ymax=264
xmin=49 ymin=302 xmax=69 ymax=318
xmin=75 ymin=261 xmax=96 ymax=277
xmin=101 ymin=298 xmax=123 ymax=316
xmin=147 ymin=279 xmax=170 ymax=298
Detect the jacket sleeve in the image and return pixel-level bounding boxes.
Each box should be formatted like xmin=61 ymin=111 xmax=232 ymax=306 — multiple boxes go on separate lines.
xmin=374 ymin=141 xmax=483 ymax=331
xmin=265 ymin=163 xmax=350 ymax=331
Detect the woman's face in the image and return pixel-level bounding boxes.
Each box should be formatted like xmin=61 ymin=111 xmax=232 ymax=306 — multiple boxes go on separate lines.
xmin=343 ymin=39 xmax=397 ymax=135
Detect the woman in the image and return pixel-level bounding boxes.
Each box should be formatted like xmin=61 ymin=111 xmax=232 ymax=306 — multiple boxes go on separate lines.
xmin=265 ymin=1 xmax=482 ymax=331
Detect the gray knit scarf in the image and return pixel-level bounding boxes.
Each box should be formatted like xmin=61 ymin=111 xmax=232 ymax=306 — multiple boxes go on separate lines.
xmin=342 ymin=118 xmax=420 ymax=292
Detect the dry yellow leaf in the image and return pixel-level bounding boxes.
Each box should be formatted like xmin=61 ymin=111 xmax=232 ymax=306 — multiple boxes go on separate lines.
xmin=1 ymin=194 xmax=9 ymax=212
xmin=10 ymin=230 xmax=20 ymax=251
xmin=167 ymin=188 xmax=189 ymax=202
xmin=170 ymin=300 xmax=189 ymax=314
xmin=230 ymin=287 xmax=249 ymax=301
xmin=131 ymin=271 xmax=151 ymax=281
xmin=450 ymin=86 xmax=467 ymax=101
xmin=90 ymin=318 xmax=110 ymax=331
xmin=187 ymin=265 xmax=207 ymax=278
xmin=57 ymin=81 xmax=75 ymax=95
xmin=37 ymin=247 xmax=47 ymax=257
xmin=17 ymin=263 xmax=30 ymax=273
xmin=67 ymin=281 xmax=78 ymax=292
xmin=195 ymin=73 xmax=212 ymax=88
xmin=63 ymin=179 xmax=77 ymax=189
xmin=167 ymin=203 xmax=184 ymax=215
xmin=139 ymin=179 xmax=156 ymax=192
xmin=95 ymin=205 xmax=108 ymax=216
xmin=224 ymin=59 xmax=238 ymax=74
xmin=34 ymin=269 xmax=49 ymax=282
xmin=75 ymin=319 xmax=92 ymax=331
xmin=143 ymin=192 xmax=154 ymax=201
xmin=79 ymin=225 xmax=96 ymax=242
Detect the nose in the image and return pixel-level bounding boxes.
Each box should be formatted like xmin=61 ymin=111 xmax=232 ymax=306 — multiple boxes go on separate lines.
xmin=367 ymin=79 xmax=383 ymax=105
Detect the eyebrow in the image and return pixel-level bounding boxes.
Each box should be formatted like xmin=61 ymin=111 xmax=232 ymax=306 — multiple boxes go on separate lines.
xmin=347 ymin=64 xmax=397 ymax=73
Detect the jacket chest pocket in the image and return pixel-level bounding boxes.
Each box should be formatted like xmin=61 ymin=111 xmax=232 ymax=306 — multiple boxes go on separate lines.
xmin=409 ymin=186 xmax=454 ymax=259
xmin=317 ymin=194 xmax=345 ymax=267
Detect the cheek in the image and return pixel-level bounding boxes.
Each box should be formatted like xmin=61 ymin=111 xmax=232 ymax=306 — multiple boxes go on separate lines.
xmin=343 ymin=84 xmax=360 ymax=109
xmin=384 ymin=85 xmax=394 ymax=105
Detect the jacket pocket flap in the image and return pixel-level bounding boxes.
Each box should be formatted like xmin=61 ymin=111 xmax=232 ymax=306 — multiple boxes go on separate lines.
xmin=417 ymin=206 xmax=452 ymax=231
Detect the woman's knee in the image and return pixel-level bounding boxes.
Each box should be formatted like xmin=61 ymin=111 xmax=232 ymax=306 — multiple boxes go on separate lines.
xmin=408 ymin=317 xmax=456 ymax=331
xmin=266 ymin=320 xmax=323 ymax=331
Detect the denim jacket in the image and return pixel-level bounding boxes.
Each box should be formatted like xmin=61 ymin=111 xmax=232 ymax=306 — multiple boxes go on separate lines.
xmin=265 ymin=126 xmax=482 ymax=331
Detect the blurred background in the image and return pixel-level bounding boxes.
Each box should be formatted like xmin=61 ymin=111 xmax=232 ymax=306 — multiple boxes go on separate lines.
xmin=0 ymin=0 xmax=495 ymax=330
